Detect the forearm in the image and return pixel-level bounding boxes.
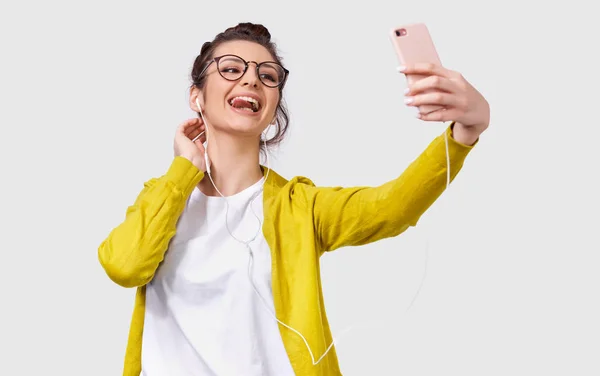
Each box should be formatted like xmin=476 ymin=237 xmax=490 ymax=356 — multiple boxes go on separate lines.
xmin=315 ymin=125 xmax=475 ymax=252
xmin=377 ymin=124 xmax=474 ymax=228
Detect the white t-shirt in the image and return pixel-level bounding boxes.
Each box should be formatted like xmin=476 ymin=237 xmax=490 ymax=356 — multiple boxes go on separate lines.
xmin=141 ymin=177 xmax=295 ymax=376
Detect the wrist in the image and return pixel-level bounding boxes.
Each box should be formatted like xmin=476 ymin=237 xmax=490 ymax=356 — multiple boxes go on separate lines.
xmin=178 ymin=154 xmax=205 ymax=172
xmin=452 ymin=122 xmax=484 ymax=146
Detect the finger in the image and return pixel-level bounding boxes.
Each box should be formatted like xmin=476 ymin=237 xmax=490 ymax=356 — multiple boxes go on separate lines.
xmin=190 ymin=130 xmax=206 ymax=144
xmin=417 ymin=107 xmax=459 ymax=122
xmin=193 ymin=134 xmax=206 ymax=153
xmin=184 ymin=122 xmax=206 ymax=138
xmin=397 ymin=63 xmax=451 ymax=78
xmin=406 ymin=75 xmax=456 ymax=95
xmin=177 ymin=118 xmax=200 ymax=135
xmin=405 ymin=92 xmax=462 ymax=108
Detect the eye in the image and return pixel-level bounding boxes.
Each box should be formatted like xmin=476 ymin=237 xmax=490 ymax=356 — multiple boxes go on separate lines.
xmin=260 ymin=73 xmax=276 ymax=83
xmin=221 ymin=66 xmax=242 ymax=74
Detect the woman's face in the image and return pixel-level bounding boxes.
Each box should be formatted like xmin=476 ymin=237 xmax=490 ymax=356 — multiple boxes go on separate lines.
xmin=191 ymin=40 xmax=282 ymax=139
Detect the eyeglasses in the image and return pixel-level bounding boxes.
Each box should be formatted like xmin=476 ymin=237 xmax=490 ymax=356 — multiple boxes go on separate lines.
xmin=198 ymin=54 xmax=289 ymax=88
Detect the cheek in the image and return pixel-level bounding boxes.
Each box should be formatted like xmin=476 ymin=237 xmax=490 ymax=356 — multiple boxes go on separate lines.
xmin=267 ymin=93 xmax=280 ymax=115
xmin=204 ymin=81 xmax=231 ymax=110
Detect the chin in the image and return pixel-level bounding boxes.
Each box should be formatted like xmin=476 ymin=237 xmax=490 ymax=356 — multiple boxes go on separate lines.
xmin=224 ymin=107 xmax=270 ymax=135
xmin=228 ymin=121 xmax=265 ymax=136
xmin=214 ymin=116 xmax=260 ymax=137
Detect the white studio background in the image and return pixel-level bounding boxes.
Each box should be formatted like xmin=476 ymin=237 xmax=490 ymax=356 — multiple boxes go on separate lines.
xmin=0 ymin=1 xmax=598 ymax=375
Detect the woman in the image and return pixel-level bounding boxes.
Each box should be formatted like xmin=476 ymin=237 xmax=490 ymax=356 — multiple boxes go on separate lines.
xmin=98 ymin=22 xmax=490 ymax=376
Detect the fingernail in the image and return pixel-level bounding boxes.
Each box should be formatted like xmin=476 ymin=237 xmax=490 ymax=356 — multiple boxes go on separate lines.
xmin=397 ymin=66 xmax=406 ymax=72
xmin=404 ymin=88 xmax=410 ymax=95
xmin=404 ymin=97 xmax=413 ymax=104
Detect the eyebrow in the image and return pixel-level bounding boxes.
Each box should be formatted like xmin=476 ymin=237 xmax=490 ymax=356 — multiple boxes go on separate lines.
xmin=220 ymin=56 xmax=243 ymax=63
xmin=219 ymin=55 xmax=278 ymax=65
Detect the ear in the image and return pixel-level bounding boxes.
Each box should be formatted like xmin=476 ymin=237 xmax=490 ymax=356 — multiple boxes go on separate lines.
xmin=189 ymin=86 xmax=204 ymax=112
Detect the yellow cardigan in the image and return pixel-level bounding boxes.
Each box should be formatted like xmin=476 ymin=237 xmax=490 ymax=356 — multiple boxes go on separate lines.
xmin=98 ymin=125 xmax=475 ymax=376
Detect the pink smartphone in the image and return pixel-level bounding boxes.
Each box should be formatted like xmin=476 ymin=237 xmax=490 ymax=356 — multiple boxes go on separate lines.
xmin=390 ymin=23 xmax=443 ymax=115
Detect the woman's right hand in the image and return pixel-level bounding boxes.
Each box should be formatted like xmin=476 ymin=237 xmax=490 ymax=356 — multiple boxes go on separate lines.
xmin=174 ymin=118 xmax=207 ymax=172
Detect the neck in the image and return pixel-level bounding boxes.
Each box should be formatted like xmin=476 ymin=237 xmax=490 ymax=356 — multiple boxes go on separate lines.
xmin=198 ymin=129 xmax=265 ymax=197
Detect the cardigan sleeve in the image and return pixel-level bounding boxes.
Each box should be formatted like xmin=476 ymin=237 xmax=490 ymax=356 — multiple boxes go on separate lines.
xmin=98 ymin=156 xmax=203 ymax=287
xmin=306 ymin=124 xmax=476 ymax=253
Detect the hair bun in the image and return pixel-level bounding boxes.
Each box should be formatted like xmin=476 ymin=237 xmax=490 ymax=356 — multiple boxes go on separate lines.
xmin=230 ymin=22 xmax=271 ymax=41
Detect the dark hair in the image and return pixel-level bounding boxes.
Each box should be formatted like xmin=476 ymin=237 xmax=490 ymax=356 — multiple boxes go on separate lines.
xmin=190 ymin=22 xmax=290 ymax=152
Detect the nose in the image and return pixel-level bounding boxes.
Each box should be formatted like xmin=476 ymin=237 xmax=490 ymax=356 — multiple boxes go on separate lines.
xmin=240 ymin=62 xmax=260 ymax=87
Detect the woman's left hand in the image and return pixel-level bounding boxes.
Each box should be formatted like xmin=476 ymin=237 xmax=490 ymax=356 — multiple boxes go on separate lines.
xmin=400 ymin=63 xmax=490 ymax=144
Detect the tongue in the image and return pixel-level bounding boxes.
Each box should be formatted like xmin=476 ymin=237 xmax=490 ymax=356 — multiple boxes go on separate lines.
xmin=231 ymin=98 xmax=253 ymax=110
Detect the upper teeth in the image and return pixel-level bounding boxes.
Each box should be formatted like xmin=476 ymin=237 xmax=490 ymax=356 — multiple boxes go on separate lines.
xmin=230 ymin=96 xmax=259 ymax=110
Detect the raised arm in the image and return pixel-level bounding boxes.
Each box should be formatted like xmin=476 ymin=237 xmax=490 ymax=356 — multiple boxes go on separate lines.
xmin=305 ymin=61 xmax=490 ymax=253
xmin=98 ymin=156 xmax=203 ymax=287
xmin=306 ymin=124 xmax=475 ymax=253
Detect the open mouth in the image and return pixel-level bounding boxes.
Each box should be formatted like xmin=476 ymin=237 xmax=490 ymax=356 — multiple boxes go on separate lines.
xmin=228 ymin=96 xmax=261 ymax=113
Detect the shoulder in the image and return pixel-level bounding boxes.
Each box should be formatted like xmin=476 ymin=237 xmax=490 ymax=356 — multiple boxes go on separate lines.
xmin=264 ymin=167 xmax=322 ymax=207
